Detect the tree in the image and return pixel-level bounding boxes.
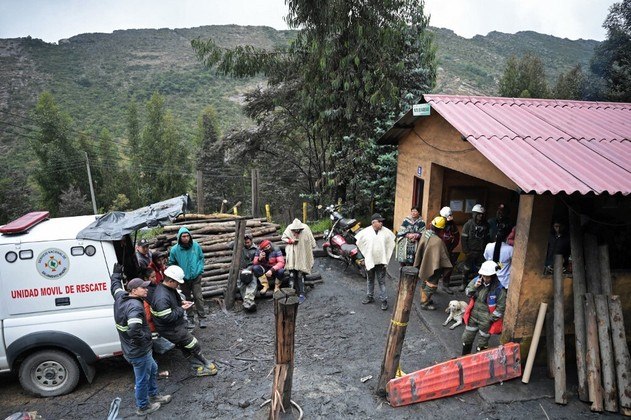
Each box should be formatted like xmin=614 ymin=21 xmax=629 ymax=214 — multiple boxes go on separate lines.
xmin=58 ymin=185 xmax=92 ymax=216
xmin=138 ymin=93 xmax=191 ymax=204
xmin=553 ymin=65 xmax=586 ymax=99
xmin=590 ymin=0 xmax=631 ymax=101
xmin=95 ymin=128 xmax=123 ymax=210
xmin=31 ymin=92 xmax=84 ymax=215
xmin=192 ymin=0 xmax=437 ymax=216
xmin=499 ymin=53 xmax=548 ymax=98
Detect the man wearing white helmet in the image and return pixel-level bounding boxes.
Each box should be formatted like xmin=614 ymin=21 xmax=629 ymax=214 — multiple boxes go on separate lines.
xmin=149 ymin=265 xmax=218 ymax=377
xmin=460 ymin=204 xmax=490 ymax=292
xmin=461 ymin=260 xmax=506 ymax=355
xmin=437 ymin=206 xmax=460 ymax=294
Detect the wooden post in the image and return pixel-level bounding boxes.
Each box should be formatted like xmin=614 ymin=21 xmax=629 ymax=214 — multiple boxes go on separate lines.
xmin=569 ymin=210 xmax=588 ymax=401
xmin=545 ymin=304 xmax=555 ymax=378
xmin=270 ymin=288 xmax=299 ymax=420
xmin=302 ymin=202 xmax=308 ymax=224
xmin=522 ymin=302 xmax=548 ymax=384
xmin=583 ymin=233 xmax=601 ymax=295
xmin=225 ymin=218 xmax=246 ymax=310
xmin=196 ymin=170 xmax=204 ymax=214
xmin=553 ymin=254 xmax=567 ymax=404
xmin=594 ymin=295 xmax=618 ymax=412
xmin=608 ymin=295 xmax=631 ymax=416
xmin=377 ymin=266 xmax=419 ymax=397
xmin=265 ymin=204 xmax=272 ymax=222
xmin=598 ymin=244 xmax=613 ymax=296
xmin=251 ymin=169 xmax=260 ymax=218
xmin=584 ymin=293 xmax=604 ymax=412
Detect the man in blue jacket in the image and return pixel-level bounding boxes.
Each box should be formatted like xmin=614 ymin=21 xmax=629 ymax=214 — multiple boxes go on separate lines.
xmin=169 ymin=227 xmax=206 ymax=328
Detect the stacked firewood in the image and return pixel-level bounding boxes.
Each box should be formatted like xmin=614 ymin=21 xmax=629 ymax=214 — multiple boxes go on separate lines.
xmin=149 ymin=213 xmax=282 ymax=298
xmin=547 ymin=212 xmax=631 ymax=415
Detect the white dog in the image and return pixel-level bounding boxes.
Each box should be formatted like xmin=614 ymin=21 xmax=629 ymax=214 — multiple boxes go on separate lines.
xmin=443 ymin=300 xmax=468 ymax=330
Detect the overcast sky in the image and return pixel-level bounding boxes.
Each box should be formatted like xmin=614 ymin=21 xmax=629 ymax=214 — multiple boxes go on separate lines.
xmin=0 ymin=0 xmax=617 ymax=43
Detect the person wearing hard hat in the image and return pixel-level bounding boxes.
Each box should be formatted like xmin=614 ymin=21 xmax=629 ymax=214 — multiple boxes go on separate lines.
xmin=149 ymin=265 xmax=218 ymax=377
xmin=110 ymin=264 xmax=171 ymax=415
xmin=461 ymin=260 xmax=506 ymax=355
xmin=413 ymin=216 xmax=453 ymax=310
xmin=460 ymin=204 xmax=490 ymax=292
xmin=437 ymin=206 xmax=460 ymax=294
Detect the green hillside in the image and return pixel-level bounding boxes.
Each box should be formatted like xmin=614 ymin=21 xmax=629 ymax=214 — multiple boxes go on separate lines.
xmin=0 ymin=25 xmax=598 ymax=220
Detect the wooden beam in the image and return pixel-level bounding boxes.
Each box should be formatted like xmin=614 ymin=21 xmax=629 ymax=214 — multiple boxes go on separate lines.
xmin=225 ymin=218 xmax=246 ymax=310
xmin=553 ymin=254 xmax=567 ymax=405
xmin=608 ymin=295 xmax=631 ymax=416
xmin=598 ymin=244 xmax=613 ymax=296
xmin=569 ymin=210 xmax=589 ymax=402
xmin=569 ymin=209 xmax=588 ymax=401
xmin=270 ymin=288 xmax=299 ymax=419
xmin=522 ymin=302 xmax=548 ymax=384
xmin=584 ymin=293 xmax=604 ymax=412
xmin=583 ymin=233 xmax=601 ymax=295
xmin=594 ymin=295 xmax=618 ymax=412
xmin=377 ymin=266 xmax=419 ymax=396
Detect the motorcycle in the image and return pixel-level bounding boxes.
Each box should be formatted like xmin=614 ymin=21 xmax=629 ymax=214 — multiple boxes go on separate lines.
xmin=321 ymin=204 xmax=366 ymax=277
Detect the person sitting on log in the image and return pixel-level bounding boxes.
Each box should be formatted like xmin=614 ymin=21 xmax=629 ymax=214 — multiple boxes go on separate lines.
xmin=149 ymin=265 xmax=218 ymax=377
xmin=236 ymin=233 xmax=259 ymax=312
xmin=252 ymin=239 xmax=286 ymax=293
xmin=282 ymin=219 xmax=317 ymax=304
xmin=461 ymin=261 xmax=506 ymax=355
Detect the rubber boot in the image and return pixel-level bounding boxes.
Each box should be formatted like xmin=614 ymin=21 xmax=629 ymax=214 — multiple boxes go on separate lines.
xmin=193 ymin=352 xmax=218 ymax=376
xmin=259 ymin=276 xmax=269 ymax=294
xmin=462 ymin=343 xmax=473 ymax=356
xmin=476 ymin=346 xmax=488 ymax=353
xmin=274 ymin=280 xmax=281 ymax=292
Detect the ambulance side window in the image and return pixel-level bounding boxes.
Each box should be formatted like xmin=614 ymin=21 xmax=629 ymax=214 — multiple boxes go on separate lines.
xmin=19 ymin=250 xmax=33 ymax=260
xmin=71 ymin=246 xmax=85 ymax=256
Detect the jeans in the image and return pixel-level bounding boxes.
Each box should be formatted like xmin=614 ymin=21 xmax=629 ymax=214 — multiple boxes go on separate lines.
xmin=290 ymin=270 xmax=306 ymax=295
xmin=366 ymin=264 xmax=387 ymax=302
xmin=181 ymin=275 xmax=206 ymax=319
xmin=126 ymin=350 xmax=158 ymax=409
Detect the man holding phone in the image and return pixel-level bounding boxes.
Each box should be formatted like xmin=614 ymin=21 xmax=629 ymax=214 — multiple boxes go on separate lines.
xmin=149 ymin=265 xmax=218 ymax=377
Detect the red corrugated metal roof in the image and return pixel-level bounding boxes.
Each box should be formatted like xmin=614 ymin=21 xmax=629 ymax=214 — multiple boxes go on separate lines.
xmin=423 ymin=95 xmax=631 ymax=195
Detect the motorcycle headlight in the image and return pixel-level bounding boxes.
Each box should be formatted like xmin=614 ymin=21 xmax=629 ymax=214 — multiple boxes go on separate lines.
xmin=323 ymin=229 xmax=329 ymax=237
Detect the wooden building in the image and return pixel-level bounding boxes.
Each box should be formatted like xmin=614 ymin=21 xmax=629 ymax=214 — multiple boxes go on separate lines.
xmin=379 ymin=95 xmax=631 ymax=349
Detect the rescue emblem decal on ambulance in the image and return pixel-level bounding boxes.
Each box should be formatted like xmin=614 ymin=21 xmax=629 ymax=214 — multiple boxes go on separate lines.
xmin=36 ymin=248 xmax=69 ymax=279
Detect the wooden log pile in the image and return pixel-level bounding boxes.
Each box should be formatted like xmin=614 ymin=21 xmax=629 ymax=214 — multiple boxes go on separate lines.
xmin=562 ymin=213 xmax=631 ymax=415
xmin=149 ymin=214 xmax=283 ymax=298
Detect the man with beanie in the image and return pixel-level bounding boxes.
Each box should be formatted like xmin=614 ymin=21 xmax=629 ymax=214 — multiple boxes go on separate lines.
xmin=413 ymin=216 xmax=453 ymax=310
xmin=252 ymin=239 xmax=286 ymax=293
xmin=149 ymin=265 xmax=218 ymax=377
xmin=169 ymin=227 xmax=206 ymax=329
xmin=110 ymin=264 xmax=171 ymax=416
xmin=355 ymin=213 xmax=396 ymax=311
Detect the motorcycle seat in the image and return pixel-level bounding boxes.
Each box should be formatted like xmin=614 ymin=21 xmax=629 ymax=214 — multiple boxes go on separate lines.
xmin=341 ymin=244 xmax=357 ymax=253
xmin=339 ymin=218 xmax=357 ymax=229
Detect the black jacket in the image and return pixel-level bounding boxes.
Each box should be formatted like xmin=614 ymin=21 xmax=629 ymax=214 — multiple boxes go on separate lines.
xmin=110 ymin=273 xmax=152 ymax=359
xmin=149 ymin=283 xmax=188 ymax=342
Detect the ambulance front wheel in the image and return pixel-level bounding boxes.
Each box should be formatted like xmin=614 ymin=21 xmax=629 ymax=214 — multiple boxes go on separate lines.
xmin=19 ymin=350 xmax=81 ymax=397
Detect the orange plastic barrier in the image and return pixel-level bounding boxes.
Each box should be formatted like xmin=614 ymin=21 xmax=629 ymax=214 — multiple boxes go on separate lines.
xmin=386 ymin=343 xmax=521 ymax=407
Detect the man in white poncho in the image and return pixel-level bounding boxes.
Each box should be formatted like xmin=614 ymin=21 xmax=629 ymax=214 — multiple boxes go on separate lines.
xmin=355 ymin=213 xmax=396 ymax=311
xmin=282 ymin=219 xmax=317 ymax=304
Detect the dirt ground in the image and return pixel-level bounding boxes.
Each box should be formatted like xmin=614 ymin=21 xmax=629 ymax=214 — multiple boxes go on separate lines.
xmin=0 ymin=257 xmax=617 ymax=419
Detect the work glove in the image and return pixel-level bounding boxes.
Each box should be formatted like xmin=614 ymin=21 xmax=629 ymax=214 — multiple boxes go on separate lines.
xmin=113 ymin=263 xmax=124 ymax=274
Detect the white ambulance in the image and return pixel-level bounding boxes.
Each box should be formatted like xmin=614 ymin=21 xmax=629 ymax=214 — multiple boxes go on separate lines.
xmin=0 ymin=196 xmax=188 ymax=397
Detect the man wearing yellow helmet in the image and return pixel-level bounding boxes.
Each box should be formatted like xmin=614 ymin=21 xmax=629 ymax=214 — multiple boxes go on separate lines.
xmin=413 ymin=216 xmax=453 ymax=310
